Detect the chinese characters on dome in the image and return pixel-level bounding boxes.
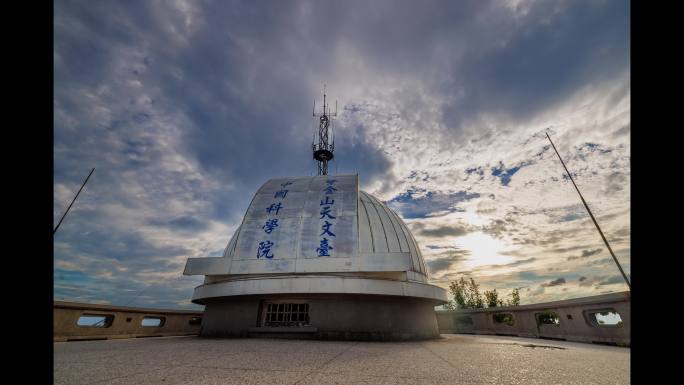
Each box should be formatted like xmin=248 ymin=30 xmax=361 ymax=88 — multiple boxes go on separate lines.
xmin=262 ymin=219 xmax=279 ymax=234
xmin=257 ymin=240 xmax=274 ymax=259
xmin=257 ymin=181 xmax=292 ymax=259
xmin=317 ymin=179 xmax=337 ymax=257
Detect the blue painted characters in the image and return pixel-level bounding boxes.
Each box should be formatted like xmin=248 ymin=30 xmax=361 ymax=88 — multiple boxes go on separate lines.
xmin=319 ymin=189 xmax=337 ymax=220
xmin=274 ymin=181 xmax=292 ymax=199
xmin=319 ymin=206 xmax=336 ymax=220
xmin=320 ymin=220 xmax=335 ymax=237
xmin=266 ymin=202 xmax=283 ymax=215
xmin=262 ymin=219 xmax=279 ymax=234
xmin=257 ymin=240 xmax=275 ymax=259
xmin=324 ymin=179 xmax=337 ymax=194
xmin=317 ymin=179 xmax=338 ymax=257
xmin=316 ymin=238 xmax=333 ymax=257
xmin=257 ymin=181 xmax=293 ymax=259
xmin=320 ymin=196 xmax=334 ymax=206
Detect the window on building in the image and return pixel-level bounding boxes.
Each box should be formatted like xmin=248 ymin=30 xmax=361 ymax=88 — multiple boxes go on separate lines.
xmin=263 ymin=303 xmax=309 ymax=327
xmin=189 ymin=316 xmax=202 ymax=325
xmin=536 ymin=311 xmax=560 ymax=326
xmin=587 ymin=310 xmax=623 ymax=327
xmin=493 ymin=313 xmax=515 ymax=326
xmin=141 ymin=317 xmax=165 ymax=327
xmin=77 ymin=314 xmax=114 ymax=327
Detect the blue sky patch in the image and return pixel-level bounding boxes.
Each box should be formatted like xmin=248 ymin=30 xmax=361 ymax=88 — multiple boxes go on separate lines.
xmin=387 ymin=189 xmax=480 ymax=219
xmin=491 ymin=161 xmax=528 ymax=186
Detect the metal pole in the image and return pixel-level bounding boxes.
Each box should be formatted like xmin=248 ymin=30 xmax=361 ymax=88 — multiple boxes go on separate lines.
xmin=545 ymin=133 xmax=631 ymax=290
xmin=53 ymin=168 xmax=95 ymax=235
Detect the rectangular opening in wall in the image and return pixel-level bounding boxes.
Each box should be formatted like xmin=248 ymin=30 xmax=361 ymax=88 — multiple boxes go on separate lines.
xmin=77 ymin=314 xmax=114 ymax=328
xmin=141 ymin=317 xmax=166 ymax=327
xmin=587 ymin=309 xmax=623 ymax=327
xmin=536 ymin=311 xmax=560 ymax=326
xmin=493 ymin=313 xmax=515 ymax=326
xmin=189 ymin=316 xmax=202 ymax=325
xmin=263 ymin=302 xmax=309 ymax=327
xmin=454 ymin=315 xmax=473 ymax=326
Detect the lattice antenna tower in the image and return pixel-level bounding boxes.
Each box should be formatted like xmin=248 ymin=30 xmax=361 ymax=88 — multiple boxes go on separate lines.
xmin=312 ymin=85 xmax=337 ymax=175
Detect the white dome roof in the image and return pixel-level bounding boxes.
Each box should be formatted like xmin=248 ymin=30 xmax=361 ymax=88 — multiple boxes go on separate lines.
xmin=185 ymin=175 xmax=430 ymax=283
xmin=184 ymin=174 xmax=445 ymax=303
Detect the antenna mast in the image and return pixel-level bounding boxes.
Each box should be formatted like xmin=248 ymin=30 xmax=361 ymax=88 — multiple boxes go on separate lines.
xmin=54 ymin=168 xmax=95 ymax=235
xmin=312 ymin=85 xmax=337 ymax=175
xmin=545 ymin=132 xmax=631 ymax=290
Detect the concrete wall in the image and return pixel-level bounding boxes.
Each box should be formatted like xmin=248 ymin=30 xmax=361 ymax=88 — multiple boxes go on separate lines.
xmin=435 ymin=291 xmax=630 ymax=345
xmin=201 ymin=293 xmax=440 ymax=341
xmin=56 ymin=292 xmax=629 ymax=344
xmin=54 ymin=301 xmax=204 ymax=342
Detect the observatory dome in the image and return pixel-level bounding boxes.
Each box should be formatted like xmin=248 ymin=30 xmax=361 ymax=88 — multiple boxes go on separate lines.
xmin=209 ymin=190 xmax=429 ymax=280
xmin=184 ymin=174 xmax=447 ymax=340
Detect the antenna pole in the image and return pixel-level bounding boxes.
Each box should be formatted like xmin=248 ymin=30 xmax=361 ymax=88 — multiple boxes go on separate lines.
xmin=312 ymin=86 xmax=336 ymax=175
xmin=54 ymin=168 xmax=95 ymax=235
xmin=545 ymin=132 xmax=630 ymax=290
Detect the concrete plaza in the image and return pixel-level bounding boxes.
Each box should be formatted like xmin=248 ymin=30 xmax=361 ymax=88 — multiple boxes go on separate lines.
xmin=54 ymin=334 xmax=630 ymax=384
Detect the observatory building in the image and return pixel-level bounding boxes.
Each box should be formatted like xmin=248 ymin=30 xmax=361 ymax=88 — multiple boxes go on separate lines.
xmin=184 ymin=175 xmax=447 ymax=340
xmin=183 ymin=90 xmax=447 ymax=340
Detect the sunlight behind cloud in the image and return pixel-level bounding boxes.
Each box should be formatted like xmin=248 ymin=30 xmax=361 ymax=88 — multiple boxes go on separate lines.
xmin=456 ymin=210 xmax=491 ymax=227
xmin=456 ymin=232 xmax=514 ymax=269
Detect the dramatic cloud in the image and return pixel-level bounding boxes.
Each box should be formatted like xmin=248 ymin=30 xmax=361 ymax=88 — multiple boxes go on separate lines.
xmin=542 ymin=278 xmax=567 ymax=287
xmin=567 ymin=248 xmax=603 ymax=261
xmin=426 ymin=257 xmax=457 ymax=276
xmin=576 ymin=274 xmax=626 ymax=290
xmin=598 ymin=275 xmax=625 ymax=286
xmin=416 ymin=224 xmax=469 ymax=238
xmin=54 ymin=0 xmax=629 ymax=308
xmin=587 ymin=258 xmax=614 ymax=266
xmin=497 ymin=257 xmax=537 ymax=268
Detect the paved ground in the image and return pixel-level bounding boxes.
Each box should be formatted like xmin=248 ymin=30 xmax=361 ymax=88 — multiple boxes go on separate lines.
xmin=54 ymin=334 xmax=630 ymax=384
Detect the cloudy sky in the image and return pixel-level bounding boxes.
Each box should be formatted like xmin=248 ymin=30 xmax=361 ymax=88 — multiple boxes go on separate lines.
xmin=54 ymin=0 xmax=630 ymax=309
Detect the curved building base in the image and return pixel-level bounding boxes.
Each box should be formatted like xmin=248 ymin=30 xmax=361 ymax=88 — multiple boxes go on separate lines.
xmin=199 ymin=294 xmax=441 ymax=341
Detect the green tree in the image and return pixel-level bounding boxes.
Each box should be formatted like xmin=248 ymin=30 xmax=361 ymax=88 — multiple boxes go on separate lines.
xmin=447 ymin=277 xmax=468 ymax=309
xmin=448 ymin=276 xmax=520 ymax=310
xmin=508 ymin=288 xmax=520 ymax=306
xmin=447 ymin=276 xmax=484 ymax=309
xmin=466 ymin=277 xmax=484 ymax=308
xmin=484 ymin=289 xmax=499 ymax=308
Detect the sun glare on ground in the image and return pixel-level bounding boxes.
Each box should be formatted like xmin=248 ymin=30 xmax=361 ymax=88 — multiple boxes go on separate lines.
xmin=455 ymin=232 xmax=514 ymax=269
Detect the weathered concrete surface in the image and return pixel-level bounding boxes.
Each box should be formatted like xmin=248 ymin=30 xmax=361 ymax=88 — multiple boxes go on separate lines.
xmin=54 ymin=301 xmax=203 ymax=342
xmin=54 ymin=334 xmax=630 ymax=384
xmin=436 ymin=292 xmax=630 ymax=345
xmin=201 ymin=294 xmax=440 ymax=340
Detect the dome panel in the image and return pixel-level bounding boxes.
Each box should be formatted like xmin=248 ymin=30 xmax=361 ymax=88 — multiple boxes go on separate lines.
xmin=357 ymin=198 xmax=374 ymax=254
xmin=358 ymin=190 xmax=428 ymax=278
xmin=380 ymin=202 xmax=409 ymax=253
xmin=360 ymin=193 xmax=388 ymax=253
